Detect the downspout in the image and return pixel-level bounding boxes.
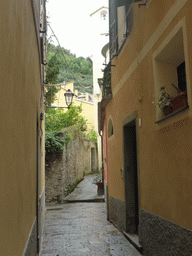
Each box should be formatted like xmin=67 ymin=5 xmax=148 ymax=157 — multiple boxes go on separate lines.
xmin=99 ymin=131 xmax=104 ymax=184
xmin=36 ymin=110 xmax=40 ymax=254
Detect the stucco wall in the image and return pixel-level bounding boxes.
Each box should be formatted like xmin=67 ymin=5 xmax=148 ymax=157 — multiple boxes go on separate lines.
xmin=0 ymin=0 xmax=45 ymax=255
xmin=106 ymin=0 xmax=192 ymax=243
xmin=45 ymin=130 xmax=98 ymax=203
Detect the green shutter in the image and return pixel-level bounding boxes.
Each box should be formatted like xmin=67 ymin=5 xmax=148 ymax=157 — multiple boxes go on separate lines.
xmin=119 ymin=0 xmax=139 ymax=6
xmin=125 ymin=1 xmax=133 ymax=34
xmin=118 ymin=0 xmax=125 ymax=7
xmin=109 ymin=0 xmax=139 ymax=58
xmin=109 ymin=0 xmax=118 ymax=59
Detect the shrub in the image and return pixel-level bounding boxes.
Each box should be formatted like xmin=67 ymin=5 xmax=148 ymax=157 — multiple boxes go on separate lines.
xmin=45 ymin=131 xmax=63 ymax=154
xmin=84 ymin=128 xmax=97 ymax=144
xmin=45 ymin=104 xmax=87 ymax=154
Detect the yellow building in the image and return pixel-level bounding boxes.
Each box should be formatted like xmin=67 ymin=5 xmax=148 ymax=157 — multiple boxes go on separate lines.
xmin=0 ymin=1 xmax=46 ymax=255
xmin=99 ymin=0 xmax=192 ymax=254
xmin=90 ymin=6 xmax=109 ymax=171
xmin=51 ymin=81 xmax=95 ymax=131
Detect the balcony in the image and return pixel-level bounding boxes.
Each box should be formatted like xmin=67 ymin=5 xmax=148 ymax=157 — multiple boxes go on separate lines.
xmin=98 ymin=62 xmax=112 ymax=107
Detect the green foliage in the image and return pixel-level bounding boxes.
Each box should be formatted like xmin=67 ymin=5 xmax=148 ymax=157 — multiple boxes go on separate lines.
xmin=158 ymin=86 xmax=171 ymax=110
xmin=45 ymin=104 xmax=87 ymax=133
xmin=45 ymin=131 xmax=63 ymax=154
xmin=45 ymin=104 xmax=87 ymax=154
xmin=47 ymin=43 xmax=93 ymax=94
xmin=84 ymin=128 xmax=97 ymax=144
xmin=45 ymin=44 xmax=60 ymax=106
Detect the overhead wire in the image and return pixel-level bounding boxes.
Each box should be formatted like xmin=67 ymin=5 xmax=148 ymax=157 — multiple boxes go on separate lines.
xmin=47 ymin=23 xmax=92 ymax=89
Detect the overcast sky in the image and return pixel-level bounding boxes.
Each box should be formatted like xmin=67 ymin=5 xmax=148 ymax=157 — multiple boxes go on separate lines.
xmin=46 ymin=0 xmax=108 ymax=58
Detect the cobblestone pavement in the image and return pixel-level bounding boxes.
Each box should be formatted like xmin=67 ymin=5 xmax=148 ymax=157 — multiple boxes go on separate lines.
xmin=40 ymin=202 xmax=141 ymax=256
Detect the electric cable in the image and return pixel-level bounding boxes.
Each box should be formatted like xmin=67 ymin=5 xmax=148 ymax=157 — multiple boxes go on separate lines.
xmin=48 ymin=23 xmax=91 ymax=89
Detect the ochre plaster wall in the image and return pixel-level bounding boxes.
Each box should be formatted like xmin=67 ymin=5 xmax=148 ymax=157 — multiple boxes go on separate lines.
xmin=52 ymin=82 xmax=95 ymax=131
xmin=74 ymin=99 xmax=95 ymax=131
xmin=0 ymin=1 xmax=45 ymax=255
xmin=106 ymin=0 xmax=192 ymax=231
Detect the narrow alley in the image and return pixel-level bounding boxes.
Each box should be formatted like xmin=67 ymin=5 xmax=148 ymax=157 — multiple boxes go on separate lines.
xmin=40 ymin=175 xmax=141 ymax=256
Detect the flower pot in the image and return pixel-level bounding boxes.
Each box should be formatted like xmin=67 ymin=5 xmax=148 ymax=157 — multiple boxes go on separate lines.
xmin=163 ymin=106 xmax=173 ymax=116
xmin=97 ymin=182 xmax=104 ymax=189
xmin=97 ymin=182 xmax=104 ymax=196
xmin=170 ymin=91 xmax=188 ymax=111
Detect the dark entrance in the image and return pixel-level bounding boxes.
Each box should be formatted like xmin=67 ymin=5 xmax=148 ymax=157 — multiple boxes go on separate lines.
xmin=36 ymin=110 xmax=42 ymax=254
xmin=91 ymin=147 xmax=96 ymax=172
xmin=123 ymin=119 xmax=139 ymax=234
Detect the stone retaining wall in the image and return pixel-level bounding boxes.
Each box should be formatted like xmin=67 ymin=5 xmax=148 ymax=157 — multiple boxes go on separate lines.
xmin=45 ymin=130 xmax=98 ymax=203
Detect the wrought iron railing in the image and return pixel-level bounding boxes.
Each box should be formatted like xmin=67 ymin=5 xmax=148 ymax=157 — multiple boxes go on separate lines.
xmin=102 ymin=62 xmax=111 ymax=98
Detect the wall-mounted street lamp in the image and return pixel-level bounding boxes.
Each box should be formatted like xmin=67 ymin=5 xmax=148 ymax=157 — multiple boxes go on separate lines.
xmin=45 ymin=88 xmax=74 ymax=109
xmin=64 ymin=89 xmax=74 ymax=109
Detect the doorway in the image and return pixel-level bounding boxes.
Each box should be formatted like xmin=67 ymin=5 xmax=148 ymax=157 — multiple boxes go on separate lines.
xmin=36 ymin=110 xmax=42 ymax=254
xmin=91 ymin=147 xmax=96 ymax=172
xmin=123 ymin=119 xmax=139 ymax=234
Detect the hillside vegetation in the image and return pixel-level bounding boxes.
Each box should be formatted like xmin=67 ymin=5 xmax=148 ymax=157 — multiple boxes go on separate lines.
xmin=47 ymin=43 xmax=93 ymax=94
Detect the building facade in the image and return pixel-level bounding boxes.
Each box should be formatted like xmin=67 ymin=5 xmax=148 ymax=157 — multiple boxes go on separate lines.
xmin=51 ymin=81 xmax=95 ymax=132
xmin=90 ymin=7 xmax=109 ymax=170
xmin=99 ymin=0 xmax=192 ymax=254
xmin=0 ymin=0 xmax=46 ymax=255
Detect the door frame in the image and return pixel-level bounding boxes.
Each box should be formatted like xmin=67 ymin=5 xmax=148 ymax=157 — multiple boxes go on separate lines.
xmin=122 ymin=111 xmax=140 ymax=234
xmin=36 ymin=108 xmax=42 ymax=254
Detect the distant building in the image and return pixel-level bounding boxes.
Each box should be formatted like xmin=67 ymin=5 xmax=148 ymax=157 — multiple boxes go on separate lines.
xmin=52 ymin=81 xmax=95 ymax=131
xmin=90 ymin=6 xmax=109 ymax=171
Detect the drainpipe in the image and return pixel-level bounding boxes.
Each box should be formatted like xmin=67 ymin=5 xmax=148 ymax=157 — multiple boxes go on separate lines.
xmin=36 ymin=112 xmax=40 ymax=254
xmin=99 ymin=131 xmax=104 ymax=184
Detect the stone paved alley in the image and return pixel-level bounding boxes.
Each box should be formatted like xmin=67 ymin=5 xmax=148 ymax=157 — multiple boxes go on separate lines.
xmin=40 ymin=175 xmax=141 ymax=256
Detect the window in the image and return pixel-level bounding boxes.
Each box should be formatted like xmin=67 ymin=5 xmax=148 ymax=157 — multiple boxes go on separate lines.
xmin=153 ymin=27 xmax=189 ymax=121
xmin=109 ymin=0 xmax=134 ymax=59
xmin=177 ymin=61 xmax=186 ymax=92
xmin=108 ymin=119 xmax=114 ymax=138
xmin=109 ymin=0 xmax=143 ymax=59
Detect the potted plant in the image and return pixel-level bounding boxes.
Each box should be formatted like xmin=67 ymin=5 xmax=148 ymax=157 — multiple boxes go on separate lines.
xmin=170 ymin=84 xmax=188 ymax=111
xmin=158 ymin=87 xmax=173 ymax=116
xmin=93 ymin=174 xmax=104 ymax=196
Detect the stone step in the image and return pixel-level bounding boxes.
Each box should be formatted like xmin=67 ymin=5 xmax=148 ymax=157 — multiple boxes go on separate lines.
xmin=123 ymin=232 xmax=143 ymax=254
xmin=66 ymin=198 xmax=105 ymax=203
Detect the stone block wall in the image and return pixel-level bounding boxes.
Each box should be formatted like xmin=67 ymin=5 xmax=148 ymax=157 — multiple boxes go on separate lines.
xmin=45 ymin=130 xmax=98 ymax=203
xmin=45 ymin=153 xmax=64 ymax=203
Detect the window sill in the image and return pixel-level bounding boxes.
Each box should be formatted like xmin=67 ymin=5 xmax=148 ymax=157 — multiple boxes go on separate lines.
xmin=155 ymin=105 xmax=189 ymax=124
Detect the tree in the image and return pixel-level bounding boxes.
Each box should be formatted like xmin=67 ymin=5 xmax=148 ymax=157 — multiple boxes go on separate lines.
xmin=46 ymin=43 xmax=93 ymax=95
xmin=45 ymin=45 xmax=60 ymax=106
xmin=45 ymin=104 xmax=87 ymax=154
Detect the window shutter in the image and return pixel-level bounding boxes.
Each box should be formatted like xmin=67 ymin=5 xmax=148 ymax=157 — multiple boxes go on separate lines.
xmin=118 ymin=0 xmax=125 ymax=7
xmin=177 ymin=62 xmax=187 ymax=92
xmin=125 ymin=1 xmax=133 ymax=35
xmin=109 ymin=0 xmax=118 ymax=59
